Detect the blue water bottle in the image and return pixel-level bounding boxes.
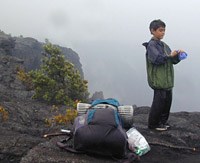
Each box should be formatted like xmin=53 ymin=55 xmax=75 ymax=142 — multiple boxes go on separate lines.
xmin=178 ymin=52 xmax=188 ymax=60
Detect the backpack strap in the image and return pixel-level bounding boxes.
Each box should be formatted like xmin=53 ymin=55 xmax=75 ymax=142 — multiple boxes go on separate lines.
xmin=57 ymin=138 xmax=140 ymax=162
xmin=122 ymin=152 xmax=140 ymax=163
xmin=56 ymin=135 xmax=85 ymax=154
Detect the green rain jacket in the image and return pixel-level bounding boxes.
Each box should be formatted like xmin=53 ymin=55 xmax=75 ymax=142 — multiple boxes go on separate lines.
xmin=143 ymin=38 xmax=180 ymax=90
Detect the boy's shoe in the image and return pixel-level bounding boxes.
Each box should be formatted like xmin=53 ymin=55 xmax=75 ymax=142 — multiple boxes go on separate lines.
xmin=163 ymin=123 xmax=171 ymax=129
xmin=155 ymin=124 xmax=168 ymax=131
xmin=148 ymin=124 xmax=168 ymax=131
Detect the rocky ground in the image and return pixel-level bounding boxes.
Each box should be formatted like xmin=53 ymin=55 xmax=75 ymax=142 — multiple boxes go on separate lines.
xmin=0 ymin=100 xmax=200 ymax=163
xmin=0 ymin=55 xmax=200 ymax=163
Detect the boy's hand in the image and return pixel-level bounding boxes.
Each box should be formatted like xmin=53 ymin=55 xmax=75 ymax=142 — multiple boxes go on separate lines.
xmin=170 ymin=50 xmax=184 ymax=57
xmin=170 ymin=50 xmax=179 ymax=57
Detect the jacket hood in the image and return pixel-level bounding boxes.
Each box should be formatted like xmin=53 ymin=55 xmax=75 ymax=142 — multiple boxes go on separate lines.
xmin=142 ymin=42 xmax=148 ymax=49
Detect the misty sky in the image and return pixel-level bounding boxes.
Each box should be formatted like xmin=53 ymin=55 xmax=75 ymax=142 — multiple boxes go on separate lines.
xmin=0 ymin=0 xmax=199 ymax=112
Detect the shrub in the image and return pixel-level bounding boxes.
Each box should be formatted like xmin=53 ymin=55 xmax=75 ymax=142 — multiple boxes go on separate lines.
xmin=45 ymin=106 xmax=78 ymax=126
xmin=19 ymin=41 xmax=89 ymax=105
xmin=0 ymin=106 xmax=9 ymax=121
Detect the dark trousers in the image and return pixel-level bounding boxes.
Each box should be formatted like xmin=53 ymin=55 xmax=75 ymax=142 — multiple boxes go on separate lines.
xmin=148 ymin=89 xmax=172 ymax=128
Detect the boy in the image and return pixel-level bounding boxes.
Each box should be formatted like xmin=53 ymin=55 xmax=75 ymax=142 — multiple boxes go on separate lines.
xmin=143 ymin=19 xmax=185 ymax=131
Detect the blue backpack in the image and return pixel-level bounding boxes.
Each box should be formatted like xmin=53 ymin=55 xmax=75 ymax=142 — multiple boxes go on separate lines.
xmin=57 ymin=106 xmax=140 ymax=162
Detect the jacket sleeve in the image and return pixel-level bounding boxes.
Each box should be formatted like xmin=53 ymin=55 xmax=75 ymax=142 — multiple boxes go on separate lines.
xmin=171 ymin=55 xmax=180 ymax=64
xmin=147 ymin=42 xmax=168 ymax=65
xmin=163 ymin=42 xmax=180 ymax=64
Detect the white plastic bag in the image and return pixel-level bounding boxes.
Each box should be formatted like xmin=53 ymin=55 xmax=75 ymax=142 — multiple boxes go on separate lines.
xmin=126 ymin=127 xmax=150 ymax=156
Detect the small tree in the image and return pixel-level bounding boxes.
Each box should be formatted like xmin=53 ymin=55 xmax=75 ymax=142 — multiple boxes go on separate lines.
xmin=28 ymin=41 xmax=89 ymax=105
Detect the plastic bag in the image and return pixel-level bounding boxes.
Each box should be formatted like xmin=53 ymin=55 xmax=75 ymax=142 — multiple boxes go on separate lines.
xmin=126 ymin=127 xmax=150 ymax=156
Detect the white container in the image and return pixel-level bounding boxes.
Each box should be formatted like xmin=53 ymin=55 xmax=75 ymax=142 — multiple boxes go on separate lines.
xmin=118 ymin=105 xmax=134 ymax=118
xmin=77 ymin=103 xmax=91 ymax=115
xmin=118 ymin=105 xmax=134 ymax=128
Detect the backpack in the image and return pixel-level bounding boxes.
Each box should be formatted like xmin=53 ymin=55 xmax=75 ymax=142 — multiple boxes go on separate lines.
xmin=57 ymin=106 xmax=140 ymax=162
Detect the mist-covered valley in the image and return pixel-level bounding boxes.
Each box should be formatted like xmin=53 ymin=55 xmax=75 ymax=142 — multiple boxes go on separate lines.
xmin=77 ymin=40 xmax=198 ymax=112
xmin=0 ymin=0 xmax=199 ymax=112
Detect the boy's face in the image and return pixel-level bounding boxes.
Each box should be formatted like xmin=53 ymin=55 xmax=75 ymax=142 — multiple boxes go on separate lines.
xmin=151 ymin=27 xmax=165 ymax=40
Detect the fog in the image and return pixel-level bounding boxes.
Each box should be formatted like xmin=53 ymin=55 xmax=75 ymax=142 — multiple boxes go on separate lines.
xmin=0 ymin=0 xmax=199 ymax=111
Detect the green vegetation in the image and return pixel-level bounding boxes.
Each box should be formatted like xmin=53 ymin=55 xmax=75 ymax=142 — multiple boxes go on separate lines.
xmin=0 ymin=105 xmax=8 ymax=121
xmin=45 ymin=104 xmax=78 ymax=126
xmin=18 ymin=41 xmax=89 ymax=106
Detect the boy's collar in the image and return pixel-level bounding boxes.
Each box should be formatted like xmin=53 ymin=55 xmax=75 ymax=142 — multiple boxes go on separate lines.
xmin=151 ymin=37 xmax=164 ymax=46
xmin=151 ymin=37 xmax=163 ymax=44
xmin=151 ymin=37 xmax=161 ymax=41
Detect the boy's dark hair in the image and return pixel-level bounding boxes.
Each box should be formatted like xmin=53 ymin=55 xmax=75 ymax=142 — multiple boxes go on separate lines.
xmin=149 ymin=19 xmax=166 ymax=33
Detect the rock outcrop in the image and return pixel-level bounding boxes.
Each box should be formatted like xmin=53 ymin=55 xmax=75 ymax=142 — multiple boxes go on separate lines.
xmin=0 ymin=55 xmax=33 ymax=102
xmin=0 ymin=31 xmax=15 ymax=55
xmin=89 ymin=91 xmax=104 ymax=102
xmin=0 ymin=31 xmax=83 ymax=77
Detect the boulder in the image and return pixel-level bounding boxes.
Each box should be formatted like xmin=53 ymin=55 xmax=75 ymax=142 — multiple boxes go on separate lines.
xmin=0 ymin=31 xmax=15 ymax=55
